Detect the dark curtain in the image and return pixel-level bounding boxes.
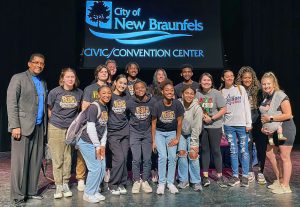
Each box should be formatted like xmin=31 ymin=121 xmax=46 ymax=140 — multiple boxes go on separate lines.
xmin=0 ymin=0 xmax=299 ymax=151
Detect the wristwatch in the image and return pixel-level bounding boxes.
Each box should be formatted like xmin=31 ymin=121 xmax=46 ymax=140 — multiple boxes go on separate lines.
xmin=270 ymin=116 xmax=274 ymax=122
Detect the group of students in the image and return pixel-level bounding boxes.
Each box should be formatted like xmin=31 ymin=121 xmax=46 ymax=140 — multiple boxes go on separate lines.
xmin=47 ymin=61 xmax=296 ymax=203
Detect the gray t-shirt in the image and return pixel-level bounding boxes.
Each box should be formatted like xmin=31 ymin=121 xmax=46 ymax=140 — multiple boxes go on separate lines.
xmin=196 ymin=89 xmax=225 ymax=128
xmin=48 ymin=86 xmax=83 ymax=129
xmin=83 ymin=83 xmax=101 ymax=102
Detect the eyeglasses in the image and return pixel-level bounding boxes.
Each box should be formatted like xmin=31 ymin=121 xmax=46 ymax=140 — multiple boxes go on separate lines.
xmin=31 ymin=61 xmax=45 ymax=66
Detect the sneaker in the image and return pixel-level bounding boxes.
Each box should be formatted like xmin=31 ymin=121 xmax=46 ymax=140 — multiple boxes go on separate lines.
xmin=118 ymin=186 xmax=127 ymax=195
xmin=167 ymin=184 xmax=179 ymax=194
xmin=142 ymin=181 xmax=153 ymax=193
xmin=248 ymin=172 xmax=255 ymax=183
xmin=77 ymin=179 xmax=85 ymax=192
xmin=202 ymin=177 xmax=210 ymax=187
xmin=241 ymin=176 xmax=249 ymax=187
xmin=104 ymin=169 xmax=110 ymax=183
xmin=110 ymin=188 xmax=120 ymax=195
xmin=151 ymin=170 xmax=158 ymax=183
xmin=83 ymin=193 xmax=99 ymax=203
xmin=193 ymin=183 xmax=203 ymax=192
xmin=95 ymin=192 xmax=105 ymax=201
xmin=62 ymin=183 xmax=72 ymax=197
xmin=267 ymin=180 xmax=281 ymax=190
xmin=177 ymin=181 xmax=189 ymax=189
xmin=257 ymin=173 xmax=267 ymax=185
xmin=216 ymin=176 xmax=228 ymax=188
xmin=156 ymin=184 xmax=165 ymax=195
xmin=228 ymin=176 xmax=240 ymax=187
xmin=54 ymin=185 xmax=63 ymax=199
xmin=272 ymin=185 xmax=292 ymax=194
xmin=132 ymin=181 xmax=141 ymax=194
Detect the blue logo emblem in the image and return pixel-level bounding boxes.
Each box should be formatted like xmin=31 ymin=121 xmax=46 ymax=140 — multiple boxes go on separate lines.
xmin=85 ymin=1 xmax=202 ymax=45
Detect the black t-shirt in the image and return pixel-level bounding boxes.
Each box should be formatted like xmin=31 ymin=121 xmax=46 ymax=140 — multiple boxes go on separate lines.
xmin=107 ymin=93 xmax=130 ymax=132
xmin=127 ymin=95 xmax=155 ymax=131
xmin=81 ymin=101 xmax=108 ymax=144
xmin=153 ymin=99 xmax=185 ymax=132
xmin=47 ymin=86 xmax=83 ymax=129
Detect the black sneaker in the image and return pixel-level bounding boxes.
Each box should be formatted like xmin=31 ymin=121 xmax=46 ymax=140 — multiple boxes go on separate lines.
xmin=216 ymin=176 xmax=228 ymax=188
xmin=202 ymin=177 xmax=210 ymax=187
xmin=228 ymin=176 xmax=240 ymax=187
xmin=241 ymin=176 xmax=249 ymax=187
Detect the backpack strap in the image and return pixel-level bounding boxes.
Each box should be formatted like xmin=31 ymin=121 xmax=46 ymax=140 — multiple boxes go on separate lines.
xmin=91 ymin=101 xmax=102 ymax=119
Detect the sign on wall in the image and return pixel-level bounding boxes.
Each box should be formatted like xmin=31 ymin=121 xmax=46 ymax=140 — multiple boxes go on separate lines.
xmin=81 ymin=0 xmax=223 ymax=69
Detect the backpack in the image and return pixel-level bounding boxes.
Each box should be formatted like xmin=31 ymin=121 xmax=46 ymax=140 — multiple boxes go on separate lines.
xmin=65 ymin=101 xmax=101 ymax=146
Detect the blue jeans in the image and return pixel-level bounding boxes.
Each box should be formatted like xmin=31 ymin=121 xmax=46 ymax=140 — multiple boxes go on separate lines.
xmin=77 ymin=139 xmax=105 ymax=195
xmin=223 ymin=126 xmax=249 ymax=177
xmin=178 ymin=135 xmax=201 ymax=184
xmin=155 ymin=130 xmax=177 ymax=185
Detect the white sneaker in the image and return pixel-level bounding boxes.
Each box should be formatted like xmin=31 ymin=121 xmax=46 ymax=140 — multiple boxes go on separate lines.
xmin=95 ymin=192 xmax=105 ymax=201
xmin=77 ymin=179 xmax=85 ymax=192
xmin=142 ymin=181 xmax=153 ymax=193
xmin=110 ymin=188 xmax=120 ymax=195
xmin=248 ymin=172 xmax=255 ymax=183
xmin=168 ymin=184 xmax=179 ymax=194
xmin=63 ymin=183 xmax=72 ymax=197
xmin=83 ymin=193 xmax=99 ymax=203
xmin=118 ymin=186 xmax=127 ymax=195
xmin=257 ymin=173 xmax=267 ymax=185
xmin=54 ymin=185 xmax=63 ymax=199
xmin=104 ymin=169 xmax=110 ymax=183
xmin=132 ymin=181 xmax=141 ymax=194
xmin=156 ymin=184 xmax=165 ymax=195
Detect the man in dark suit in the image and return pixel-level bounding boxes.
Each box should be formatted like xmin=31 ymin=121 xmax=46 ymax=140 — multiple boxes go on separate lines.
xmin=7 ymin=53 xmax=47 ymax=205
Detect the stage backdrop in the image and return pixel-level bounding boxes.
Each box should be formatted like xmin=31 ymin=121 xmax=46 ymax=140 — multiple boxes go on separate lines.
xmin=81 ymin=0 xmax=223 ymax=69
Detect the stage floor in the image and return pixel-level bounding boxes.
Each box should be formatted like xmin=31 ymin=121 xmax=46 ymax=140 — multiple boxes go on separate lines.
xmin=1 ymin=147 xmax=299 ymax=207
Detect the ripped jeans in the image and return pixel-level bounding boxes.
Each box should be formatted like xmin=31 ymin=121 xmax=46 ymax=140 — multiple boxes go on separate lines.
xmin=223 ymin=125 xmax=249 ymax=177
xmin=177 ymin=135 xmax=201 ymax=184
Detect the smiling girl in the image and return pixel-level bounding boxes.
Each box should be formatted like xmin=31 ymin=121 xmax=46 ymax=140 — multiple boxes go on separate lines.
xmin=77 ymin=85 xmax=111 ymax=203
xmin=152 ymin=79 xmax=184 ymax=195
xmin=107 ymin=74 xmax=130 ymax=195
xmin=196 ymin=73 xmax=227 ymax=188
xmin=47 ymin=68 xmax=82 ymax=199
xmin=220 ymin=69 xmax=252 ymax=187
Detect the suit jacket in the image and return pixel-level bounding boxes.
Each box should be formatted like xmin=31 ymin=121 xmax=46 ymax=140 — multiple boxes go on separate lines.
xmin=7 ymin=70 xmax=47 ymax=136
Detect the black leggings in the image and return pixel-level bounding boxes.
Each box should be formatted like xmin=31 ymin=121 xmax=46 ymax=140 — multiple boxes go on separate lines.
xmin=251 ymin=108 xmax=268 ymax=174
xmin=200 ymin=127 xmax=223 ymax=173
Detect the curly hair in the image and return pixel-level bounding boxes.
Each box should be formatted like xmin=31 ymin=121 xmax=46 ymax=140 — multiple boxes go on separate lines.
xmin=235 ymin=66 xmax=260 ymax=108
